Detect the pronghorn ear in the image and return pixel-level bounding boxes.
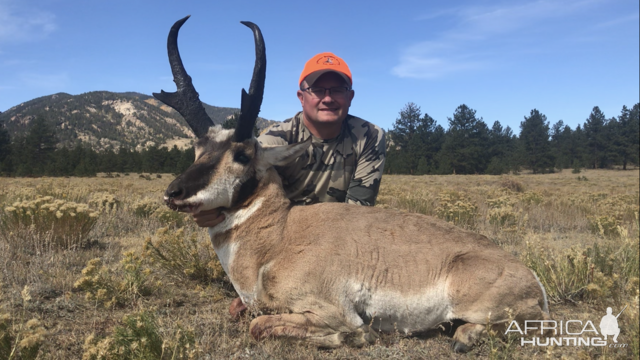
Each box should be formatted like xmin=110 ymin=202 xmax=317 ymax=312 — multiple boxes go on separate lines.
xmin=259 ymin=138 xmax=310 ymax=169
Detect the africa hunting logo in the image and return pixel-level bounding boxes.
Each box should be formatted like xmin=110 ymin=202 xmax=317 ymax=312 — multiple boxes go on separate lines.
xmin=505 ymin=306 xmax=628 ymax=348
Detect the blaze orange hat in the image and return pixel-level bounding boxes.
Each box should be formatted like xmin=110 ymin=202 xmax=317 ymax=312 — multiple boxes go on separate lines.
xmin=299 ymin=52 xmax=352 ymax=88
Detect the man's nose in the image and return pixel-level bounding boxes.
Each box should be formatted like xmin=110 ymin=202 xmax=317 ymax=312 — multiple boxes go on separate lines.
xmin=320 ymin=91 xmax=335 ymax=101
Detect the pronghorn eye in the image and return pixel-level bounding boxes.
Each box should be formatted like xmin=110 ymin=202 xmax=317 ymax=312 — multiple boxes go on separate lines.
xmin=234 ymin=151 xmax=251 ymax=165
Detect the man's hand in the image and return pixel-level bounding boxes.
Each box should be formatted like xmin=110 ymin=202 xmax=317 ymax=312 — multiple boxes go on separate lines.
xmin=192 ymin=208 xmax=225 ymax=227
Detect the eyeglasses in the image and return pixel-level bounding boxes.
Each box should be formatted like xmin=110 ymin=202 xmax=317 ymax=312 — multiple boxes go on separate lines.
xmin=303 ymin=86 xmax=351 ymax=99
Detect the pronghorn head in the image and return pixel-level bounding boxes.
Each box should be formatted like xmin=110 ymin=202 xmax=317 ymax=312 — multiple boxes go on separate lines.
xmin=154 ymin=16 xmax=306 ymax=214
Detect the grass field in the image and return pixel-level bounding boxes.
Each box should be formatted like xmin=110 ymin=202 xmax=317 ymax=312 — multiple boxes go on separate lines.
xmin=0 ymin=169 xmax=638 ymax=359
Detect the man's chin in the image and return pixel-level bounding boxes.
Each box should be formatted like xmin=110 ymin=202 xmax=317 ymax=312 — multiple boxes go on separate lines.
xmin=314 ymin=114 xmax=343 ymax=123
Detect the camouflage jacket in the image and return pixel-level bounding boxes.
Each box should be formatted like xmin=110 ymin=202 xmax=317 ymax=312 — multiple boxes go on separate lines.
xmin=258 ymin=112 xmax=386 ymax=206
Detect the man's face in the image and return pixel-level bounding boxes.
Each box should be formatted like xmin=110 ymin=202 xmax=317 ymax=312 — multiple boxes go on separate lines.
xmin=297 ymin=72 xmax=354 ymax=126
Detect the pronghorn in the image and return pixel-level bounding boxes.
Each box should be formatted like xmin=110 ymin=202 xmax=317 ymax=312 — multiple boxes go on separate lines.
xmin=154 ymin=16 xmax=550 ymax=352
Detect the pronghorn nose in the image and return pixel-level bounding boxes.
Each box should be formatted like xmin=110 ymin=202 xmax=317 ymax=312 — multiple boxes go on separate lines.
xmin=165 ymin=185 xmax=185 ymax=200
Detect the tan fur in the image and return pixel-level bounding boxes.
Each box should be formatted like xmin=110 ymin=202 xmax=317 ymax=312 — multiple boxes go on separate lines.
xmin=166 ymin=133 xmax=550 ymax=351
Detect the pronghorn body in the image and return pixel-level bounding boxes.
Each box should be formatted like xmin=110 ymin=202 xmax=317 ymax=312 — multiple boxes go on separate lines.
xmin=155 ymin=17 xmax=550 ymax=351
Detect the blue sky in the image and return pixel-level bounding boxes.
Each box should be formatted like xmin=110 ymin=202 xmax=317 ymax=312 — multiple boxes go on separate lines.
xmin=0 ymin=0 xmax=638 ymax=133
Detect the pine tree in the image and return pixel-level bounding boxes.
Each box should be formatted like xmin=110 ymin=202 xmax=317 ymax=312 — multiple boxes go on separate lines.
xmin=584 ymin=106 xmax=608 ymax=169
xmin=385 ymin=103 xmax=445 ymax=174
xmin=603 ymin=117 xmax=621 ymax=168
xmin=519 ymin=109 xmax=554 ymax=174
xmin=437 ymin=105 xmax=490 ymax=174
xmin=0 ymin=121 xmax=11 ymax=174
xmin=386 ymin=103 xmax=423 ymax=174
xmin=617 ymin=104 xmax=640 ymax=170
xmin=389 ymin=102 xmax=422 ymax=149
xmin=222 ymin=112 xmax=259 ymax=137
xmin=486 ymin=121 xmax=516 ymax=174
xmin=550 ymin=120 xmax=573 ymax=169
xmin=570 ymin=125 xmax=588 ymax=169
xmin=13 ymin=116 xmax=57 ymax=176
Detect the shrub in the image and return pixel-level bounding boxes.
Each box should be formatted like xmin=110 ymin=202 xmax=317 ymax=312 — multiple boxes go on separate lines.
xmin=82 ymin=309 xmax=197 ymax=360
xmin=1 ymin=196 xmax=99 ymax=249
xmin=499 ymin=177 xmax=525 ymax=193
xmin=520 ymin=191 xmax=544 ymax=206
xmin=435 ymin=191 xmax=478 ymax=228
xmin=88 ymin=193 xmax=120 ymax=213
xmin=132 ymin=198 xmax=161 ymax=219
xmin=0 ymin=285 xmax=48 ymax=360
xmin=0 ymin=316 xmax=47 ymax=360
xmin=74 ymin=253 xmax=155 ymax=308
xmin=488 ymin=206 xmax=520 ymax=228
xmin=151 ymin=207 xmax=189 ymax=228
xmin=588 ymin=216 xmax=621 ymax=237
xmin=523 ymin=236 xmax=639 ymax=305
xmin=143 ymin=227 xmax=224 ymax=284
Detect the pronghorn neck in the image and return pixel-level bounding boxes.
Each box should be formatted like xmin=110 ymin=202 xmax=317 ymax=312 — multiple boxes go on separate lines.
xmin=208 ymin=167 xmax=293 ymax=301
xmin=208 ymin=166 xmax=291 ymax=246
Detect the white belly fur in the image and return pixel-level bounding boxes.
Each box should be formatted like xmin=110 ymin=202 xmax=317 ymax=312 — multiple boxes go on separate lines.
xmin=343 ymin=280 xmax=453 ymax=334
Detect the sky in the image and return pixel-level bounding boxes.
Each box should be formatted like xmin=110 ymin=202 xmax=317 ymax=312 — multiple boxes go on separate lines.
xmin=0 ymin=0 xmax=638 ymax=133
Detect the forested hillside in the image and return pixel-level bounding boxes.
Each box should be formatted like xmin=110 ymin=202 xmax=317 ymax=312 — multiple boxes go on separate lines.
xmin=0 ymin=92 xmax=637 ymax=177
xmin=0 ymin=91 xmax=276 ymax=152
xmin=0 ymin=91 xmax=278 ymax=177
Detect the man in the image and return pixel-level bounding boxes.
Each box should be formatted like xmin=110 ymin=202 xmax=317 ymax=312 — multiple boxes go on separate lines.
xmin=599 ymin=307 xmax=621 ymax=343
xmin=193 ymin=51 xmax=386 ymax=225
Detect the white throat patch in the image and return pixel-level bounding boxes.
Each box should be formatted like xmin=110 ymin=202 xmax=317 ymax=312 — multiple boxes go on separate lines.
xmin=208 ymin=197 xmax=264 ymax=237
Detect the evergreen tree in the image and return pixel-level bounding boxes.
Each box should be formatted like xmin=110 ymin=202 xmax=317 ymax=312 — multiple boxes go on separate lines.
xmin=617 ymin=104 xmax=640 ymax=169
xmin=176 ymin=148 xmax=195 ymax=174
xmin=385 ymin=103 xmax=444 ymax=174
xmin=386 ymin=103 xmax=423 ymax=174
xmin=389 ymin=102 xmax=422 ymax=149
xmin=222 ymin=112 xmax=259 ymax=137
xmin=437 ymin=105 xmax=490 ymax=174
xmin=486 ymin=121 xmax=516 ymax=174
xmin=71 ymin=144 xmax=97 ymax=177
xmin=570 ymin=125 xmax=588 ymax=169
xmin=584 ymin=106 xmax=608 ymax=169
xmin=415 ymin=122 xmax=445 ymax=175
xmin=51 ymin=146 xmax=73 ymax=176
xmin=100 ymin=148 xmax=118 ymax=173
xmin=550 ymin=120 xmax=573 ymax=169
xmin=0 ymin=121 xmax=11 ymax=174
xmin=602 ymin=117 xmax=621 ymax=168
xmin=13 ymin=116 xmax=57 ymax=176
xmin=519 ymin=109 xmax=554 ymax=173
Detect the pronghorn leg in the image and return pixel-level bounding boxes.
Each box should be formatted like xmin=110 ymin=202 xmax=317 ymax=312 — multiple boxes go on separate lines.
xmin=250 ymin=313 xmax=341 ymax=347
xmin=452 ymin=323 xmax=485 ymax=353
xmin=229 ymin=297 xmax=247 ymax=318
xmin=249 ymin=312 xmax=376 ymax=348
xmin=344 ymin=324 xmax=379 ymax=347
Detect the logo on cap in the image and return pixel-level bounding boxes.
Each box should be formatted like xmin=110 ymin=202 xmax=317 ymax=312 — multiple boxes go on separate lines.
xmin=318 ymin=56 xmax=340 ymax=66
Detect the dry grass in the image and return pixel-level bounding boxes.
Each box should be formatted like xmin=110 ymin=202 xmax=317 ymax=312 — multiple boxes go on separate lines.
xmin=0 ymin=169 xmax=638 ymax=359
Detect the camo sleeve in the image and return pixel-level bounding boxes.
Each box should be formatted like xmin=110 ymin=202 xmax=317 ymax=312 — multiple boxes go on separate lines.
xmin=258 ymin=120 xmax=290 ymax=146
xmin=346 ymin=122 xmax=386 ymax=206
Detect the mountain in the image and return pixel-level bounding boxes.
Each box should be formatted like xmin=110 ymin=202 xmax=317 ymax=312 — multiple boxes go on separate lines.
xmin=0 ymin=91 xmax=278 ymax=151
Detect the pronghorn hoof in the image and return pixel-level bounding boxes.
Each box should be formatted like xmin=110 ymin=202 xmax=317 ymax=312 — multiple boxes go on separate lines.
xmin=229 ymin=297 xmax=247 ymax=318
xmin=452 ymin=340 xmax=472 ymax=353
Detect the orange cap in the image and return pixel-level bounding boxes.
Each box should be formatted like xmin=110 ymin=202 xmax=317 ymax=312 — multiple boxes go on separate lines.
xmin=299 ymin=52 xmax=352 ymax=88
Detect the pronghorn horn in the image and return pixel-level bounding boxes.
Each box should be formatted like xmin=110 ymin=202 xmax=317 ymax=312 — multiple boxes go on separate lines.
xmin=234 ymin=21 xmax=266 ymax=142
xmin=153 ymin=15 xmax=214 ymax=139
